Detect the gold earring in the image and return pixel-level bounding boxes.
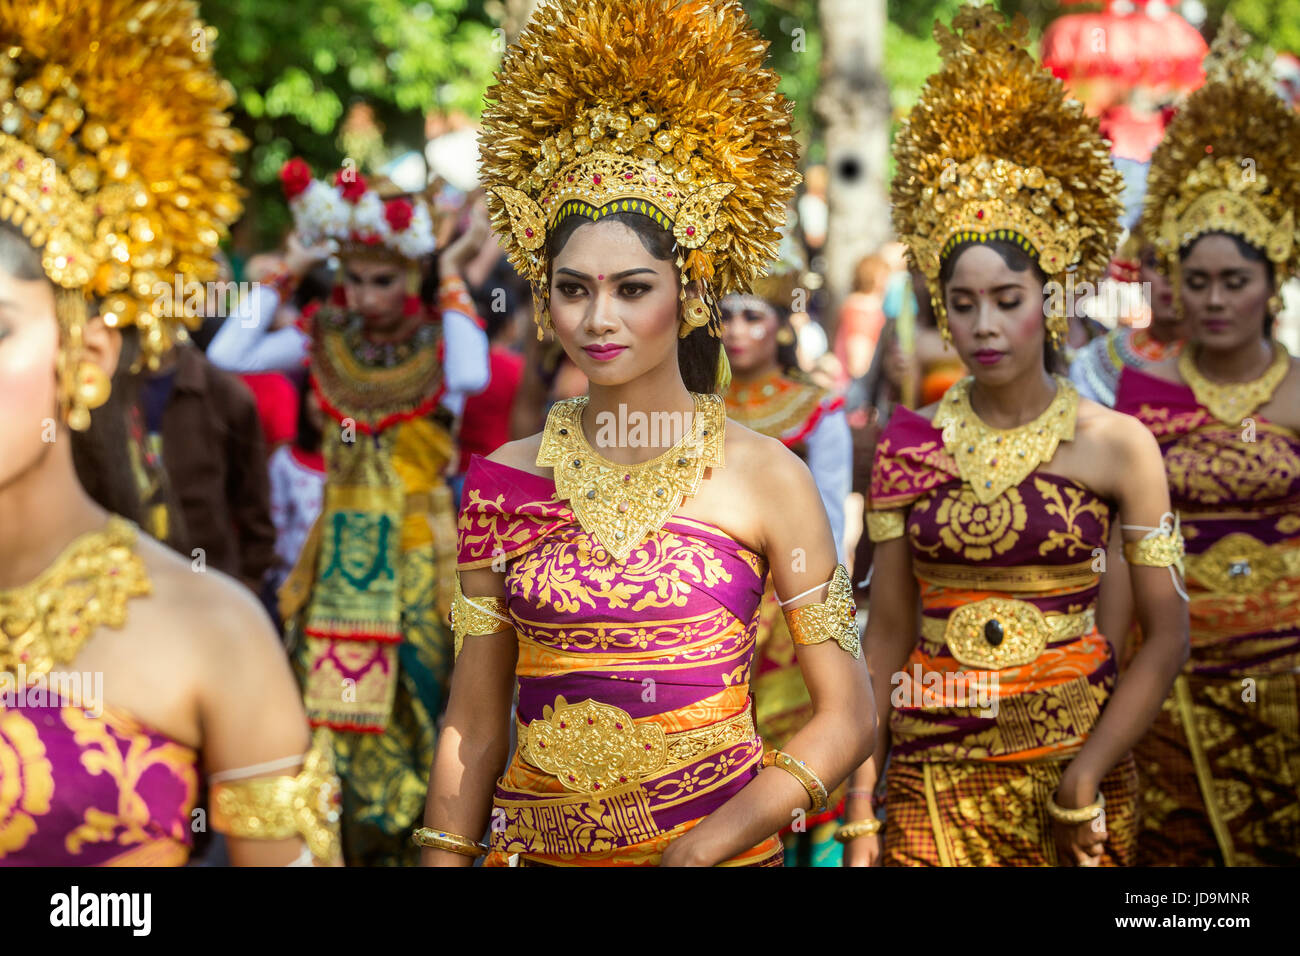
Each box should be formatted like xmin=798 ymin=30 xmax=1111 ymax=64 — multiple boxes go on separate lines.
xmin=680 ymin=296 xmax=709 ymax=339
xmin=1268 ymin=293 xmax=1284 ymax=317
xmin=776 ymin=326 xmax=795 ymax=346
xmin=67 ymin=361 xmax=111 ymax=431
xmin=1046 ymin=307 xmax=1068 ymax=349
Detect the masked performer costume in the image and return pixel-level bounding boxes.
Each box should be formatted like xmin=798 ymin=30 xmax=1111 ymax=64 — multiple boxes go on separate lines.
xmin=1114 ymin=20 xmax=1300 ymax=866
xmin=272 ymin=163 xmax=488 ymax=866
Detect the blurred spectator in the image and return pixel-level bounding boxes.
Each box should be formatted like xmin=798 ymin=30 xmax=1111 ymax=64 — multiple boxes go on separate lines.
xmin=266 ymin=377 xmax=326 ymax=620
xmin=137 ymin=342 xmax=276 ymax=592
xmin=834 ymin=251 xmax=892 ymax=387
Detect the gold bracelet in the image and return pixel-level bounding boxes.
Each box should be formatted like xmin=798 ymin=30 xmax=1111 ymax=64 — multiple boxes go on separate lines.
xmin=834 ymin=818 xmax=883 ymax=842
xmin=411 ymin=827 xmax=489 ymax=857
xmin=763 ymin=749 xmax=829 ymax=815
xmin=1045 ymin=790 xmax=1106 ymax=824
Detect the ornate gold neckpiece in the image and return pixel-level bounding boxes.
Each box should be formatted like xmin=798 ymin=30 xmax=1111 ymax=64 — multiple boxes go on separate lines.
xmin=933 ymin=375 xmax=1079 ymax=504
xmin=1178 ymin=340 xmax=1290 ymax=425
xmin=537 ymin=392 xmax=726 ymax=563
xmin=0 ymin=516 xmax=151 ymax=680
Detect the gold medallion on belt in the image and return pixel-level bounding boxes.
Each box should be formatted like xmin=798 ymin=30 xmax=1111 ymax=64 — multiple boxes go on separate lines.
xmin=518 ymin=695 xmax=756 ymax=795
xmin=922 ymin=597 xmax=1094 ymax=670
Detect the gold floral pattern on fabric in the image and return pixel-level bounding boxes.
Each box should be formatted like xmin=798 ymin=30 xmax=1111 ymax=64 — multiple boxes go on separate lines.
xmin=0 ymin=710 xmax=53 ymax=858
xmin=912 ymin=558 xmax=1098 ymax=592
xmin=1164 ymin=427 xmax=1300 ymax=506
xmin=1035 ymin=477 xmax=1112 ymax=558
xmin=537 ymin=392 xmax=726 ymax=563
xmin=1178 ymin=342 xmax=1291 ymax=425
xmin=63 ymin=709 xmax=198 ymax=857
xmin=1184 ymin=534 xmax=1300 ymax=594
xmin=511 ymin=606 xmax=741 ymax=656
xmin=0 ymin=516 xmax=150 ymax=680
xmin=926 ymin=485 xmax=1029 ymax=562
xmin=523 ymin=696 xmax=668 ymax=794
xmin=509 ymin=526 xmax=734 ymax=617
xmin=867 ymin=508 xmax=906 ymax=542
xmin=890 ymin=669 xmax=1108 ymax=762
xmin=933 ymin=375 xmax=1078 ymax=504
xmin=868 ymin=432 xmax=959 ymax=510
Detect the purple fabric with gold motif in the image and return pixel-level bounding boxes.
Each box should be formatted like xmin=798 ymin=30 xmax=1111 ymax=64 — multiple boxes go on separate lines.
xmin=0 ymin=701 xmax=198 ymax=866
xmin=456 ymin=455 xmax=782 ymax=865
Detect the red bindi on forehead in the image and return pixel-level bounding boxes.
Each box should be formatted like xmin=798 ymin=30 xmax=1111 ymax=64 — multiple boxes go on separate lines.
xmin=597 ymin=274 xmax=604 ymax=280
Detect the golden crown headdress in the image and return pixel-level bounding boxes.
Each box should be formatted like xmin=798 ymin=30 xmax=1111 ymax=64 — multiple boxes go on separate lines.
xmin=477 ymin=0 xmax=800 ymax=341
xmin=891 ymin=3 xmax=1124 ymax=343
xmin=1140 ymin=16 xmax=1300 ymax=307
xmin=0 ymin=0 xmax=245 ymax=392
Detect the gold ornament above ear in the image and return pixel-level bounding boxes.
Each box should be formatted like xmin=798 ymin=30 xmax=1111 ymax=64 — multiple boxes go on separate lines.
xmin=776 ymin=326 xmax=796 ymax=346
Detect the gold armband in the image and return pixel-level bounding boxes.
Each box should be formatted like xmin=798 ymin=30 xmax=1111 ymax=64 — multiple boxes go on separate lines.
xmin=866 ymin=508 xmax=906 ymax=543
xmin=763 ymin=749 xmax=829 ymax=815
xmin=783 ymin=564 xmax=861 ymax=659
xmin=1123 ymin=512 xmax=1185 ymax=575
xmin=209 ymin=728 xmax=343 ymax=866
xmin=451 ymin=574 xmax=512 ymax=659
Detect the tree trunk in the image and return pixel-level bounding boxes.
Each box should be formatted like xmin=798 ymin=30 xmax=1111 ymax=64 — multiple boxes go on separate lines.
xmin=815 ymin=0 xmax=891 ymax=344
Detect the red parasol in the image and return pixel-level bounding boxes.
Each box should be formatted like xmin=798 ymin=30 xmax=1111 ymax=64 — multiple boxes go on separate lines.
xmin=1042 ymin=0 xmax=1207 ymax=93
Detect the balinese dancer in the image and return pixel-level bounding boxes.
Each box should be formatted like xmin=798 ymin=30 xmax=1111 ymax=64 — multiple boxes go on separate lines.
xmin=0 ymin=0 xmax=340 ymax=866
xmin=419 ymin=0 xmax=873 ymax=867
xmin=1114 ymin=19 xmax=1300 ymax=866
xmin=720 ymin=270 xmax=853 ymax=865
xmin=1070 ymin=229 xmax=1185 ymax=407
xmin=264 ymin=165 xmax=489 ymax=866
xmin=845 ymin=5 xmax=1188 ymax=867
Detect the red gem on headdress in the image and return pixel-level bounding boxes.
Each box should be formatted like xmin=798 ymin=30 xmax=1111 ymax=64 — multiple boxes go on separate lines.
xmin=624 ymin=173 xmax=634 ymax=180
xmin=666 ymin=191 xmax=673 ymax=197
xmin=1219 ymin=205 xmax=1225 ymax=213
xmin=1205 ymin=145 xmax=1213 ymax=154
xmin=686 ymin=226 xmax=696 ymax=237
xmin=976 ymin=209 xmax=984 ymax=219
xmin=593 ymin=174 xmax=602 ymax=185
xmin=15 ymin=158 xmax=23 ymax=170
xmin=568 ymin=175 xmax=574 ymax=182
xmin=525 ymin=228 xmax=534 ymax=238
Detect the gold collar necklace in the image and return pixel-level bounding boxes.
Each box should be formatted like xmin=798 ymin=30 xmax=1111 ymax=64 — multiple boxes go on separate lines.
xmin=537 ymin=392 xmax=726 ymax=563
xmin=0 ymin=516 xmax=151 ymax=680
xmin=1178 ymin=339 xmax=1290 ymax=425
xmin=933 ymin=374 xmax=1079 ymax=504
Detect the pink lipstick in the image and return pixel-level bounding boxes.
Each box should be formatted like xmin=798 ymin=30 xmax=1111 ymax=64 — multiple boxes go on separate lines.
xmin=973 ymin=349 xmax=1004 ymax=366
xmin=583 ymin=343 xmax=627 ymax=361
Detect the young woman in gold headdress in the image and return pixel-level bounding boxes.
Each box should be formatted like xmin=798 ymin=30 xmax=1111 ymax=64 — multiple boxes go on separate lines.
xmin=843 ymin=4 xmax=1188 ymax=867
xmin=1110 ymin=19 xmax=1300 ymax=866
xmin=0 ymin=0 xmax=340 ymax=866
xmin=418 ymin=0 xmax=873 ymax=867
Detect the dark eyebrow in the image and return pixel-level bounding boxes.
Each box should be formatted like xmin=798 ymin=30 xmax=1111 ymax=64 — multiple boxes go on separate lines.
xmin=555 ymin=267 xmax=658 ymax=280
xmin=947 ymin=282 xmax=1027 ymax=294
xmin=1185 ymin=266 xmax=1252 ymax=276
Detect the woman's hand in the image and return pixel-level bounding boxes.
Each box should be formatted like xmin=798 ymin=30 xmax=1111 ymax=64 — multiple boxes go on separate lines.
xmin=841 ymin=832 xmax=883 ymax=867
xmin=658 ymin=835 xmax=710 ymax=867
xmin=1052 ymin=811 xmax=1108 ymax=867
xmin=439 ymin=200 xmax=490 ymax=278
xmin=284 ymin=231 xmax=334 ymax=280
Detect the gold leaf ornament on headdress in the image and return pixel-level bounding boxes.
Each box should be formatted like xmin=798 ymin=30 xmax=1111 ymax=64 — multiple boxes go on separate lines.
xmin=0 ymin=0 xmax=246 ymax=370
xmin=891 ymin=3 xmax=1124 ymax=339
xmin=477 ymin=0 xmax=801 ymax=338
xmin=1140 ymin=16 xmax=1300 ymax=309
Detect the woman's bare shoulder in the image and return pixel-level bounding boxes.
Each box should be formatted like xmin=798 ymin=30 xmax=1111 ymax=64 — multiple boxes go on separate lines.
xmin=485 ymin=432 xmax=549 ymax=477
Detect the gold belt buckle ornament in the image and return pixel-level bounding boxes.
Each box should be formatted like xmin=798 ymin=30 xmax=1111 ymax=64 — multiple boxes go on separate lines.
xmin=943 ymin=597 xmax=1050 ymax=670
xmin=1189 ymin=533 xmax=1287 ymax=594
xmin=524 ymin=696 xmax=668 ymax=794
